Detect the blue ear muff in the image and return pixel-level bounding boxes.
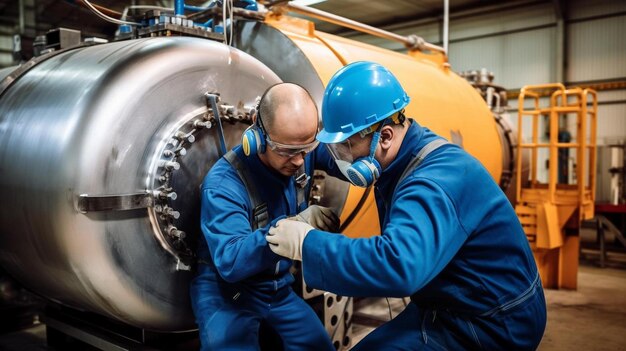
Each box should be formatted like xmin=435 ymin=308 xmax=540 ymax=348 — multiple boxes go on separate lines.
xmin=244 ymin=93 xmax=271 ymax=156
xmin=242 ymin=123 xmax=266 ymax=156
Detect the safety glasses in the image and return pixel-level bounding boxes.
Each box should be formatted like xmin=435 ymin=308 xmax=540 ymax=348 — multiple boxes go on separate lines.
xmin=266 ymin=137 xmax=320 ymax=158
xmin=325 ymin=139 xmax=354 ymax=164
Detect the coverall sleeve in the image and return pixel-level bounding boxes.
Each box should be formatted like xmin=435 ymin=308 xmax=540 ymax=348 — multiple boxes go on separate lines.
xmin=201 ymin=186 xmax=280 ymax=283
xmin=301 ymin=177 xmax=469 ymax=297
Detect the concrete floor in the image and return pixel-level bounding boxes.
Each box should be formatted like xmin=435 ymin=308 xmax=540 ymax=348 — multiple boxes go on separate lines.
xmin=1 ymin=264 xmax=625 ymax=350
xmin=350 ymin=264 xmax=626 ymax=350
xmin=538 ymin=265 xmax=626 ymax=350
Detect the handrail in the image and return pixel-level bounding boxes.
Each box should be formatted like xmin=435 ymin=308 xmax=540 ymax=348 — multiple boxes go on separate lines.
xmin=516 ymin=84 xmax=597 ymax=213
xmin=584 ymin=89 xmax=599 ymax=206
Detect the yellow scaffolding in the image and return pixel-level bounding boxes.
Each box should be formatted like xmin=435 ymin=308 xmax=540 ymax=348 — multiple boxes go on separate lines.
xmin=515 ymin=84 xmax=598 ymax=289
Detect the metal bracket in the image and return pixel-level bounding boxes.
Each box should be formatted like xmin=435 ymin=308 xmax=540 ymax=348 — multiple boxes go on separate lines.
xmin=77 ymin=193 xmax=154 ymax=213
xmin=205 ymin=92 xmax=228 ymax=157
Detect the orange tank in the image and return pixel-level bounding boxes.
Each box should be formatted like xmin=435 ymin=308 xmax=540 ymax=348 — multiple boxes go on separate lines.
xmin=262 ymin=13 xmax=504 ymax=237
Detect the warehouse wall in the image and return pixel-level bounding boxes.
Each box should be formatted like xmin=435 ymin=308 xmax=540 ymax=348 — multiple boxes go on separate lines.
xmin=0 ymin=25 xmax=14 ymax=67
xmin=347 ymin=0 xmax=626 ymax=202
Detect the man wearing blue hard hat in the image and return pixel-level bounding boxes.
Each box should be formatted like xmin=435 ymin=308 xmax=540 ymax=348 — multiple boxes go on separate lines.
xmin=191 ymin=83 xmax=338 ymax=351
xmin=266 ymin=62 xmax=547 ymax=350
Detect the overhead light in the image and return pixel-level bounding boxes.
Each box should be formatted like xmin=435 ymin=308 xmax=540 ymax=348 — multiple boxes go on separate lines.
xmin=291 ymin=0 xmax=327 ymax=6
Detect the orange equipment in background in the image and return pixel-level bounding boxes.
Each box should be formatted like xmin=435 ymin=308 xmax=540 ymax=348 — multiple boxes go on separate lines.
xmin=264 ymin=6 xmax=503 ymax=238
xmin=515 ymin=84 xmax=598 ymax=289
xmin=265 ymin=5 xmax=599 ymax=290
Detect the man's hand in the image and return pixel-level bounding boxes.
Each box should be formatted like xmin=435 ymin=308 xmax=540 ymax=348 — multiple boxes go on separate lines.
xmin=293 ymin=205 xmax=340 ymax=232
xmin=266 ymin=219 xmax=314 ymax=261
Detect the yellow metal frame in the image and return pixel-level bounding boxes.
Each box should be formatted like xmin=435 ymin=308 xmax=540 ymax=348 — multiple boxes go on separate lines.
xmin=515 ymin=84 xmax=598 ymax=289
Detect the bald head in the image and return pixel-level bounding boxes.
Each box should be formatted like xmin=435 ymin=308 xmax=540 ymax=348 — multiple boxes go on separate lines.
xmin=258 ymin=83 xmax=318 ymax=141
xmin=255 ymin=83 xmax=319 ymax=175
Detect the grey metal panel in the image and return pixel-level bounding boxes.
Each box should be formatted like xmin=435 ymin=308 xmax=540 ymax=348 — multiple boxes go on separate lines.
xmin=345 ymin=2 xmax=556 ymax=52
xmin=0 ymin=35 xmax=12 ymax=49
xmin=569 ymin=0 xmax=626 ymax=20
xmin=0 ymin=54 xmax=11 ymax=67
xmin=596 ymin=89 xmax=626 ymax=102
xmin=450 ymin=27 xmax=555 ymax=89
xmin=0 ymin=33 xmax=12 ymax=67
xmin=449 ymin=2 xmax=555 ymax=41
xmin=597 ymin=102 xmax=626 ymax=142
xmin=312 ymin=0 xmax=480 ymax=34
xmin=567 ymin=15 xmax=626 ymax=82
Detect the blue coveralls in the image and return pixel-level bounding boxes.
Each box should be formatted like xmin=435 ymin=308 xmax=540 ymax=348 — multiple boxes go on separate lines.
xmin=190 ymin=145 xmax=335 ymax=351
xmin=303 ymin=121 xmax=547 ymax=350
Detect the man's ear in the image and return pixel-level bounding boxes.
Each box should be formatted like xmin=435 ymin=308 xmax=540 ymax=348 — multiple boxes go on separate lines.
xmin=379 ymin=125 xmax=394 ymax=151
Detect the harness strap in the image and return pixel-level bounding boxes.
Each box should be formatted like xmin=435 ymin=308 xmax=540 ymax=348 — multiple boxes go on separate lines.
xmin=294 ymin=165 xmax=310 ymax=211
xmin=384 ymin=139 xmax=450 ymax=212
xmin=396 ymin=139 xmax=450 ymax=191
xmin=224 ymin=151 xmax=268 ymax=230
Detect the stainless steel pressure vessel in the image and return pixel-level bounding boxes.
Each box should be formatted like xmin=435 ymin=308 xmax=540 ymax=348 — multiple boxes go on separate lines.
xmin=0 ymin=37 xmax=280 ymax=331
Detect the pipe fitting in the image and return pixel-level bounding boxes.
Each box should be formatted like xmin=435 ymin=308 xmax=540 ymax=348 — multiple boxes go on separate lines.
xmin=405 ymin=34 xmax=425 ymax=51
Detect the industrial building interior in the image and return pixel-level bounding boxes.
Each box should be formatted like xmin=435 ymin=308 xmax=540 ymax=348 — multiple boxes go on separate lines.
xmin=0 ymin=0 xmax=624 ymax=350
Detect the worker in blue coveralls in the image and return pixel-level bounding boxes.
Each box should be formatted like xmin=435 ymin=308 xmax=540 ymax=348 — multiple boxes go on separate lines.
xmin=266 ymin=62 xmax=547 ymax=350
xmin=190 ymin=83 xmax=338 ymax=351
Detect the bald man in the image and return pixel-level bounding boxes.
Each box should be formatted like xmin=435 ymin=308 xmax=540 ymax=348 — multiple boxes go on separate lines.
xmin=190 ymin=83 xmax=338 ymax=351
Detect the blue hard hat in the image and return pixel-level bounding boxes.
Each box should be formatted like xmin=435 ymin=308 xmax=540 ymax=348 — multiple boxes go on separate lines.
xmin=318 ymin=61 xmax=410 ymax=144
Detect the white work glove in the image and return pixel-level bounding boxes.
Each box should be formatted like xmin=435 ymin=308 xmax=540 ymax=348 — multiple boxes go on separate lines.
xmin=292 ymin=205 xmax=340 ymax=233
xmin=266 ymin=219 xmax=314 ymax=261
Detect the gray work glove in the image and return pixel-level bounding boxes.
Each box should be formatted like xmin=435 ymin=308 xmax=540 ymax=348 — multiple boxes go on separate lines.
xmin=292 ymin=205 xmax=340 ymax=233
xmin=267 ymin=219 xmax=313 ymax=261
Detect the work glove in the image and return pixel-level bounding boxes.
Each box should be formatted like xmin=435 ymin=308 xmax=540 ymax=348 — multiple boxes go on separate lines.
xmin=267 ymin=219 xmax=314 ymax=261
xmin=292 ymin=205 xmax=340 ymax=233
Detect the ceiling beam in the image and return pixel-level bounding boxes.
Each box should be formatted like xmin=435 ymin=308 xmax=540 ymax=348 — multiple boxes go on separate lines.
xmin=334 ymin=0 xmax=549 ymax=37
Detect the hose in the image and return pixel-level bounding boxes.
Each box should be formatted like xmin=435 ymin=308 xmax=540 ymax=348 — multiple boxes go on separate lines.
xmin=70 ymin=0 xmax=122 ymax=17
xmin=223 ymin=0 xmax=234 ymax=45
xmin=81 ymin=0 xmax=141 ymax=26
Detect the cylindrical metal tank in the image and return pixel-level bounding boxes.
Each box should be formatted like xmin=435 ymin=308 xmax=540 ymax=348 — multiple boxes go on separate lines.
xmin=0 ymin=37 xmax=280 ymax=331
xmin=0 ymin=14 xmax=512 ymax=332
